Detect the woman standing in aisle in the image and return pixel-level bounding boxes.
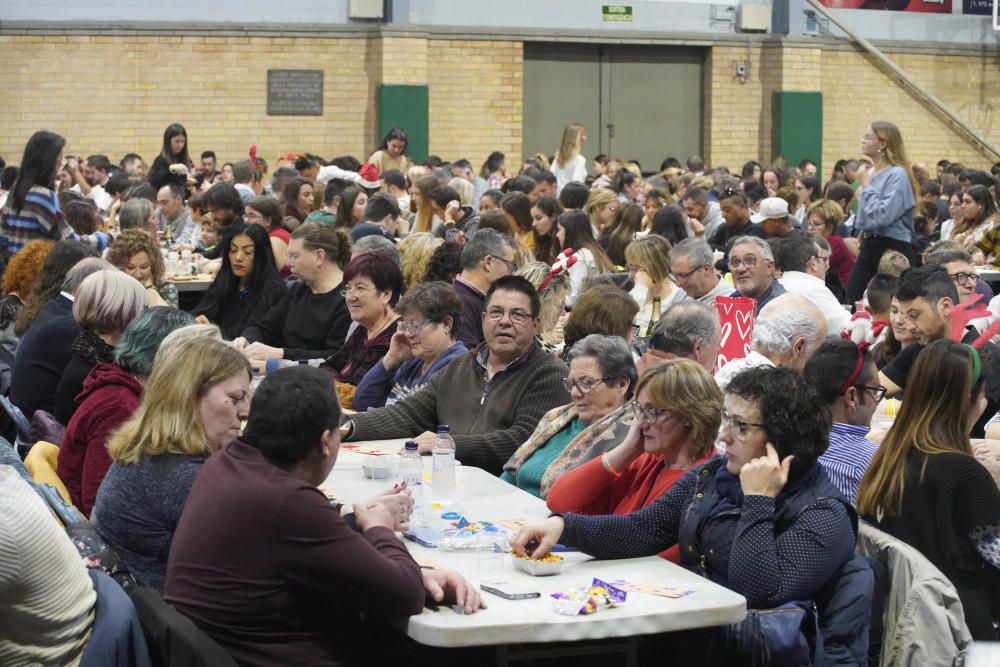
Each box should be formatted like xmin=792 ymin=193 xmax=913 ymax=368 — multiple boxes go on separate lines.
xmin=148 ymin=123 xmax=193 ymax=193
xmin=368 ymin=128 xmax=411 ymax=175
xmin=845 ymin=121 xmax=918 ymax=302
xmin=552 ymin=124 xmax=588 ymax=194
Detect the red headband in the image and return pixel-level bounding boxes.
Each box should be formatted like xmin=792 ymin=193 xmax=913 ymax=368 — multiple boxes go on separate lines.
xmin=840 ymin=344 xmax=864 ymax=395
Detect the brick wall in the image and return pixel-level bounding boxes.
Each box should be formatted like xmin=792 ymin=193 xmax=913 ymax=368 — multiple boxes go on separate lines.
xmin=704 ymin=41 xmax=1000 ymax=175
xmin=1 ymin=32 xmax=997 ymax=176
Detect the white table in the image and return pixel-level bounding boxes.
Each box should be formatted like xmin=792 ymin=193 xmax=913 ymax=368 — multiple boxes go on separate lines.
xmin=325 ymin=439 xmax=746 ymax=650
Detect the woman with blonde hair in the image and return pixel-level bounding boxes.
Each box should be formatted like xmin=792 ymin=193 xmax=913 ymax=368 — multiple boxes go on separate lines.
xmin=806 ymin=199 xmax=855 ymax=284
xmin=398 ymin=232 xmax=443 ymax=289
xmin=516 ymin=261 xmax=572 ymax=351
xmin=846 ymin=121 xmax=919 ymax=302
xmin=448 ymin=176 xmax=474 ymax=207
xmin=547 ymin=358 xmax=722 ymax=562
xmin=92 ymin=337 xmax=251 ymax=589
xmin=410 ymin=174 xmax=439 ymax=234
xmin=625 ymin=235 xmax=685 ymax=333
xmin=857 ymin=340 xmax=1000 ymax=640
xmin=553 ymin=123 xmax=588 ymax=194
xmin=584 ymin=187 xmax=620 ymax=238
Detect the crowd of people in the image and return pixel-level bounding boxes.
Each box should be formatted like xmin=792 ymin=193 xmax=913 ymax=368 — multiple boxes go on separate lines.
xmin=2 ymin=117 xmax=1000 ymax=665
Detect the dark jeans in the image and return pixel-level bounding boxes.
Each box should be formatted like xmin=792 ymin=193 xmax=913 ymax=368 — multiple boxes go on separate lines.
xmin=846 ymin=235 xmax=915 ymax=303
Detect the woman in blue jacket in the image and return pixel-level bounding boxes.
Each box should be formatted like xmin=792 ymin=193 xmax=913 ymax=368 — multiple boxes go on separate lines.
xmin=353 ymin=281 xmax=466 ymax=411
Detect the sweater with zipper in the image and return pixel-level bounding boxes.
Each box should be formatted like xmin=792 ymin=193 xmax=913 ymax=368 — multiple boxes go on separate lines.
xmin=348 ymin=343 xmax=569 ymax=475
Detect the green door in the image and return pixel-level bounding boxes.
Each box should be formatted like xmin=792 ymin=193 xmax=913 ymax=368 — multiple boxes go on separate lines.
xmin=524 ymin=43 xmax=704 ymax=175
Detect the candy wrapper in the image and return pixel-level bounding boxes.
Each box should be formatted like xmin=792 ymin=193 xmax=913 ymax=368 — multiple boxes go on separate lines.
xmin=550 ymin=578 xmax=627 ymax=616
xmin=437 ymin=517 xmax=511 ymax=552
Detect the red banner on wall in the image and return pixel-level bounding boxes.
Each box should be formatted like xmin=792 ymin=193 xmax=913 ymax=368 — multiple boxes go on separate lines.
xmin=818 ymin=0 xmax=952 ymax=12
xmin=714 ymin=296 xmax=757 ymax=372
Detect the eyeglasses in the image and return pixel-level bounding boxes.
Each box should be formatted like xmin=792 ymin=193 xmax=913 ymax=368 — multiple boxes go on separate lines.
xmin=949 ymin=271 xmax=976 ymax=286
xmin=631 ymin=402 xmax=672 ymax=423
xmin=854 ymin=385 xmax=887 ymax=403
xmin=670 ymin=265 xmax=706 ymax=283
xmin=341 ymin=284 xmax=374 ymax=297
xmin=728 ymin=256 xmax=759 ymax=269
xmin=562 ymin=376 xmax=611 ymax=394
xmin=720 ymin=408 xmax=766 ymax=440
xmin=398 ymin=319 xmax=433 ymax=335
xmin=489 ymin=255 xmax=517 ymax=273
xmin=811 ymin=254 xmax=830 ymax=264
xmin=485 ymin=307 xmax=532 ymax=326
xmin=243 ymin=210 xmax=263 ymax=221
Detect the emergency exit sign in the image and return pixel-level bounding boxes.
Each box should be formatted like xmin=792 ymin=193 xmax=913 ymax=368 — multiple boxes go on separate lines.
xmin=602 ymin=4 xmax=633 ymax=22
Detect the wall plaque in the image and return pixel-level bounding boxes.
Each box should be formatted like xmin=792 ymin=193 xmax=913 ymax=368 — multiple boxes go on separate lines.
xmin=267 ymin=69 xmax=324 ymax=116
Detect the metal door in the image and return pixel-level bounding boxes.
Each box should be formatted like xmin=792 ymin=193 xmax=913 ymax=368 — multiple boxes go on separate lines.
xmin=524 ymin=43 xmax=704 ymax=174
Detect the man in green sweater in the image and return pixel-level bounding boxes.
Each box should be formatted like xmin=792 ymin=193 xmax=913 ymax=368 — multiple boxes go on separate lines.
xmin=342 ymin=275 xmax=570 ymax=475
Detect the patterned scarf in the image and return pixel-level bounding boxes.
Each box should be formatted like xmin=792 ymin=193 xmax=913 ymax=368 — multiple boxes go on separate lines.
xmin=71 ymin=328 xmax=115 ymax=366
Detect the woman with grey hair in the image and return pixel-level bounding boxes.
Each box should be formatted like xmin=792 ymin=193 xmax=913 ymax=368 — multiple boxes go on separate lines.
xmin=501 ymin=334 xmax=636 ymax=498
xmin=117 ymin=197 xmax=157 ymax=233
xmin=57 ymin=307 xmax=195 ymax=516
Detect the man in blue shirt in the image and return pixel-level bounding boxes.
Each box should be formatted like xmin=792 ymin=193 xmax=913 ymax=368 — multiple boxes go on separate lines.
xmin=803 ymin=338 xmax=882 ymax=504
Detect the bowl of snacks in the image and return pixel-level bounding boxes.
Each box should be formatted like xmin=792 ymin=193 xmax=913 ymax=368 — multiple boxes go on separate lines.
xmin=512 ymin=552 xmax=564 ymax=576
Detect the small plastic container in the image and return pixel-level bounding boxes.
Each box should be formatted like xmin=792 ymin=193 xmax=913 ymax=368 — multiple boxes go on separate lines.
xmin=512 ymin=553 xmax=564 ymax=576
xmin=362 ymin=454 xmax=397 ymax=480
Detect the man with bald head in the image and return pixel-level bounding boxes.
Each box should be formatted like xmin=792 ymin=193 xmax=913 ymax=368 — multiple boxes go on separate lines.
xmin=714 ymin=293 xmax=828 ymax=390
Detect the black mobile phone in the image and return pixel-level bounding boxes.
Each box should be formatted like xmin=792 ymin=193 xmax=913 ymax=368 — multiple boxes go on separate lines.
xmin=480 ymin=582 xmax=541 ymax=600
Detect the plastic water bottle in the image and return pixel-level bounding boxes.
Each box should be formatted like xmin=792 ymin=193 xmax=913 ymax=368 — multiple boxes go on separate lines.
xmin=399 ymin=440 xmax=423 ymax=524
xmin=431 ymin=425 xmax=456 ymax=503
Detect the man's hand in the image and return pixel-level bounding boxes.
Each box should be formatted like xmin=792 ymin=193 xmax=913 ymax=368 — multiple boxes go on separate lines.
xmin=366 ymin=486 xmax=414 ymax=531
xmin=353 ymin=501 xmax=395 ymax=531
xmin=421 ymin=568 xmax=486 ymax=614
xmin=414 ymin=431 xmax=437 ymax=454
xmin=244 ymin=342 xmax=284 ymax=361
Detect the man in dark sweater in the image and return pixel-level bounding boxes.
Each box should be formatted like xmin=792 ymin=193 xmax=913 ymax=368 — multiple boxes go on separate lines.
xmin=10 ymin=253 xmax=105 ymax=420
xmin=343 ymin=275 xmax=570 ymax=475
xmin=708 ymin=191 xmax=767 ymax=254
xmin=452 ymin=228 xmax=516 ymax=349
xmin=165 ymin=366 xmax=483 ymax=667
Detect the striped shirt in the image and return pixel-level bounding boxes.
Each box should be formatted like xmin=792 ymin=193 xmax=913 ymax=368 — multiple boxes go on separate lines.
xmin=0 ymin=186 xmax=79 ymax=253
xmin=819 ymin=422 xmax=879 ymax=505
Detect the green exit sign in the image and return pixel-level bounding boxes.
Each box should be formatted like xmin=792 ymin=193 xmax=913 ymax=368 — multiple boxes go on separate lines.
xmin=602 ymin=4 xmax=633 ymax=22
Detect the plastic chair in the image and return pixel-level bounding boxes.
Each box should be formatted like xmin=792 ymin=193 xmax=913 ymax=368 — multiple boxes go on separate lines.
xmin=131 ymin=588 xmax=239 ymax=667
xmin=0 ymin=393 xmax=34 ymax=456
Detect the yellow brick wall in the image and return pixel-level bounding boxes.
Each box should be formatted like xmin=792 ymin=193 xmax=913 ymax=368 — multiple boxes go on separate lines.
xmin=426 ymin=39 xmax=523 ymax=170
xmin=0 ymin=33 xmax=523 ymax=170
xmin=705 ymin=42 xmax=1000 ymax=176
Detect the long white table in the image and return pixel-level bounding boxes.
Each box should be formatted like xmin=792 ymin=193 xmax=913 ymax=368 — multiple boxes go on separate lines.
xmin=325 ymin=439 xmax=746 ymax=650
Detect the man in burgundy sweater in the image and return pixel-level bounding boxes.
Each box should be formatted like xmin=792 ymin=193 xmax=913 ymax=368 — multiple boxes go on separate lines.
xmin=164 ymin=366 xmax=483 ymax=666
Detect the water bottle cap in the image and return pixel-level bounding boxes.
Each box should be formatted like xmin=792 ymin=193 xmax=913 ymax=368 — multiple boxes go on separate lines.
xmin=404 ymin=441 xmax=418 ymax=451
xmin=436 ymin=425 xmax=450 ymax=434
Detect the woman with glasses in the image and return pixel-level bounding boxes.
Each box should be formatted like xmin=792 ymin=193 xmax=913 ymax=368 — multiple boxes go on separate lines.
xmin=806 ymin=199 xmax=856 ymax=285
xmin=501 ymin=335 xmax=636 ymax=499
xmin=625 ymin=235 xmax=686 ymax=334
xmin=858 ymin=340 xmax=1000 ymax=640
xmin=233 ymin=222 xmax=351 ymax=363
xmin=353 ymin=281 xmax=467 ymax=411
xmin=546 ymin=359 xmax=721 ymax=562
xmin=514 ymin=366 xmax=856 ymax=621
xmin=321 ymin=252 xmax=404 ymax=408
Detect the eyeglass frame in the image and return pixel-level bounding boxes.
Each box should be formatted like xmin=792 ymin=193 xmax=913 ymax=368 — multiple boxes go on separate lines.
xmin=728 ymin=255 xmax=760 ymax=269
xmin=948 ymin=271 xmax=977 ymax=286
xmin=562 ymin=376 xmax=612 ymax=394
xmin=631 ymin=401 xmax=672 ymax=423
xmin=489 ymin=254 xmax=517 ymax=274
xmin=850 ymin=384 xmax=887 ymax=403
xmin=484 ymin=307 xmax=533 ymax=326
xmin=398 ymin=318 xmax=434 ymax=335
xmin=669 ymin=264 xmax=707 ymax=283
xmin=719 ymin=408 xmax=766 ymax=441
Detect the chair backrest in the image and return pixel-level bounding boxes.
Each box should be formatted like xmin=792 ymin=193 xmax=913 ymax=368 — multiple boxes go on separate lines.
xmin=80 ymin=569 xmax=153 ymax=667
xmin=856 ymin=521 xmax=973 ymax=667
xmin=0 ymin=393 xmax=31 ymax=440
xmin=130 ymin=588 xmax=238 ymax=667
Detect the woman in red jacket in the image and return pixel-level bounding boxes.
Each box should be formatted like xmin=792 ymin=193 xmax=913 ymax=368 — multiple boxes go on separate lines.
xmin=546 ymin=359 xmax=722 ymax=561
xmin=57 ymin=307 xmax=195 ymax=516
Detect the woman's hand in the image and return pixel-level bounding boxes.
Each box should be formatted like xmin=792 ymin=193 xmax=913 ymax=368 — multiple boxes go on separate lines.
xmin=858 ymin=163 xmax=874 ymax=187
xmin=383 ymin=331 xmax=414 ymax=372
xmin=739 ymin=442 xmax=793 ymax=498
xmin=510 ymin=516 xmax=565 ymax=559
xmin=542 ymin=315 xmax=566 ymax=346
xmin=604 ymin=418 xmax=645 ymax=474
xmin=244 ymin=342 xmax=284 ymax=361
xmin=632 ymin=268 xmax=652 ymax=290
xmin=445 ymin=200 xmax=463 ymax=223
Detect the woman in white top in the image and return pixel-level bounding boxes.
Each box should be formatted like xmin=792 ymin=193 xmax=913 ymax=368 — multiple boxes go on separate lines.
xmin=626 ymin=235 xmax=687 ymax=333
xmin=555 ymin=210 xmax=615 ymax=308
xmin=552 ymin=123 xmax=588 ymax=194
